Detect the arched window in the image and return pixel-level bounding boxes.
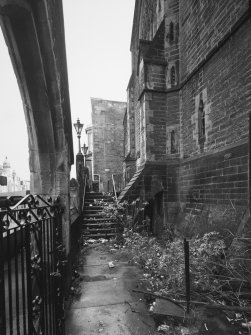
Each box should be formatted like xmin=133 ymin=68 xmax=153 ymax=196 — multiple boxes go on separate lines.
xmin=198 ymin=97 xmax=206 ymax=149
xmin=170 ymin=66 xmax=176 ymax=87
xmin=169 ymin=21 xmax=174 ymax=42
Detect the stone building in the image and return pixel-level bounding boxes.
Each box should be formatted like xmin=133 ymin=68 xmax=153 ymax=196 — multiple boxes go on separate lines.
xmin=0 ymin=157 xmax=30 ymax=193
xmin=119 ymin=0 xmax=251 ymax=237
xmin=88 ymin=98 xmax=127 ymax=192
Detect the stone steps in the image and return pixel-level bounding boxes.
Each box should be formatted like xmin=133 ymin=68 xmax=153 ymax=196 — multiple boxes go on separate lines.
xmin=82 ymin=192 xmax=118 ymax=240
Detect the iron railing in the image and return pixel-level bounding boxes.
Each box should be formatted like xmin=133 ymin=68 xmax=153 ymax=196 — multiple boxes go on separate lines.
xmin=0 ymin=194 xmax=66 ymax=335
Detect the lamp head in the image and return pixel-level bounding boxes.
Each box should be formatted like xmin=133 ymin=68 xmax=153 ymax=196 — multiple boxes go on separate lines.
xmin=82 ymin=143 xmax=88 ymax=155
xmin=73 ymin=118 xmax=84 ymax=136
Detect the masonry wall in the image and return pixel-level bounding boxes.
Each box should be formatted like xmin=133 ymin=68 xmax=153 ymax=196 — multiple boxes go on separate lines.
xmin=91 ymin=98 xmax=126 ymax=192
xmin=176 ymin=4 xmax=251 ymax=235
xmin=180 ymin=18 xmax=251 ymax=158
xmin=180 ymin=0 xmax=249 ymax=80
xmin=125 ymin=0 xmax=251 ymax=238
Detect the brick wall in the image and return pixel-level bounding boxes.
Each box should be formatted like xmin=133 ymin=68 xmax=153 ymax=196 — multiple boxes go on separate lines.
xmin=181 ymin=18 xmax=251 ymax=158
xmin=179 ymin=143 xmax=248 ymax=207
xmin=173 ymin=142 xmax=248 ymax=237
xmin=177 ymin=10 xmax=251 ymax=234
xmin=125 ymin=0 xmax=251 ymax=237
xmin=146 ymin=92 xmax=167 ymax=161
xmin=180 ymin=0 xmax=249 ymax=80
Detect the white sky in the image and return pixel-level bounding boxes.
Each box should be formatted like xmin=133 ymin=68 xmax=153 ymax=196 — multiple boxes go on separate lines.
xmin=0 ymin=0 xmax=135 ymax=180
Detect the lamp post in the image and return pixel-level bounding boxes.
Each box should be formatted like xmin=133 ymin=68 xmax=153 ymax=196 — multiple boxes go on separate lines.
xmin=73 ymin=118 xmax=84 ymax=154
xmin=74 ymin=118 xmax=85 ymax=211
xmin=82 ymin=143 xmax=88 ymax=166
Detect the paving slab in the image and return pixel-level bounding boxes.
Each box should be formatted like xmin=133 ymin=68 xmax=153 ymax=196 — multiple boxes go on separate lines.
xmin=65 ymin=245 xmax=156 ymax=334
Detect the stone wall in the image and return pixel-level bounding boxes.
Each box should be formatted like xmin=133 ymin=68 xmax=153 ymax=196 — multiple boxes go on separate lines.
xmin=123 ymin=0 xmax=251 ymax=238
xmin=180 ymin=18 xmax=251 ymax=158
xmin=91 ymin=98 xmax=126 ymax=192
xmin=180 ymin=0 xmax=249 ymax=80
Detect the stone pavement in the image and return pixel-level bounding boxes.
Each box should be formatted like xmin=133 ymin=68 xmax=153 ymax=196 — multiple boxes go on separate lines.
xmin=65 ymin=244 xmax=156 ymax=335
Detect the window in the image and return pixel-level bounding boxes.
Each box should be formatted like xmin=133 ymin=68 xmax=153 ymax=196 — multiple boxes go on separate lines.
xmin=170 ymin=130 xmax=177 ymax=154
xmin=170 ymin=66 xmax=176 ymax=87
xmin=169 ymin=22 xmax=174 ymax=42
xmin=198 ymin=96 xmax=206 ymax=150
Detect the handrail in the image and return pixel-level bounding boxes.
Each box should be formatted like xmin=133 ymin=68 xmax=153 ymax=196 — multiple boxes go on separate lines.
xmin=111 ymin=174 xmax=118 ymax=204
xmin=81 ymin=173 xmax=87 ymax=213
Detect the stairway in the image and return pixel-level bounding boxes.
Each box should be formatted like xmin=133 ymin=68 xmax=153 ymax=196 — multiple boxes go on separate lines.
xmin=82 ymin=192 xmax=118 ymax=240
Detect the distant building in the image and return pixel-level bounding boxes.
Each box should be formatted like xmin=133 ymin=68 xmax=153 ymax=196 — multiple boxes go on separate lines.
xmin=85 ymin=124 xmax=93 ymax=179
xmin=0 ymin=157 xmax=30 ymax=193
xmin=87 ymin=98 xmax=127 ymax=193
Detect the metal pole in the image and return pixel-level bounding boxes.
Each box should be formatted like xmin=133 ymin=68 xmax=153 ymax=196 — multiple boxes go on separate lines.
xmin=0 ymin=215 xmax=6 ymax=334
xmin=78 ymin=135 xmax=81 ymax=154
xmin=184 ymin=238 xmax=190 ymax=314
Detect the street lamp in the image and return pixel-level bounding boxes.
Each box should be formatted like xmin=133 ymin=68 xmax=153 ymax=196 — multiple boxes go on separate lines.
xmin=73 ymin=118 xmax=84 ymax=154
xmin=81 ymin=143 xmax=88 ymax=166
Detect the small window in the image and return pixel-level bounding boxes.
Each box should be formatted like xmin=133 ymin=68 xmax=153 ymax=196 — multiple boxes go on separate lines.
xmin=170 ymin=130 xmax=177 ymax=154
xmin=170 ymin=66 xmax=176 ymax=87
xmin=198 ymin=96 xmax=206 ymax=150
xmin=169 ymin=22 xmax=174 ymax=42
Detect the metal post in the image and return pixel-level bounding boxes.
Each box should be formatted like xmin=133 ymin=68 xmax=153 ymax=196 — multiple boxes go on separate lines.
xmin=76 ymin=153 xmax=85 ymax=212
xmin=184 ymin=238 xmax=191 ymax=314
xmin=77 ymin=135 xmax=81 ymax=154
xmin=0 ymin=215 xmax=6 ymax=334
xmin=25 ymin=224 xmax=33 ymax=334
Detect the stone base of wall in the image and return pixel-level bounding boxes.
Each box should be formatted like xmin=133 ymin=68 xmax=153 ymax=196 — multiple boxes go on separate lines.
xmin=120 ymin=141 xmax=249 ymax=239
xmin=164 ymin=141 xmax=249 ymax=238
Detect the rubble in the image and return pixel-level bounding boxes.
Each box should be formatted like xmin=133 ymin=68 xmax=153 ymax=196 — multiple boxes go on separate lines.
xmin=157 ymin=324 xmax=170 ymax=332
xmin=108 ymin=261 xmax=115 ymax=268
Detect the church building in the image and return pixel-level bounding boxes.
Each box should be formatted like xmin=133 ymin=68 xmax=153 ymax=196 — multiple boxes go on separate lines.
xmin=119 ymin=0 xmax=251 ymax=237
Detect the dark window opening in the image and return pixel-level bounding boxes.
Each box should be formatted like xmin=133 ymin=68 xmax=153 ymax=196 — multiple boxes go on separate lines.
xmin=169 ymin=21 xmax=174 ymax=42
xmin=170 ymin=66 xmax=176 ymax=87
xmin=198 ymin=97 xmax=206 ymax=150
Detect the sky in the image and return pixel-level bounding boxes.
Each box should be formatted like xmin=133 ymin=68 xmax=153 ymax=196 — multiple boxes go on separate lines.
xmin=0 ymin=0 xmax=135 ymax=180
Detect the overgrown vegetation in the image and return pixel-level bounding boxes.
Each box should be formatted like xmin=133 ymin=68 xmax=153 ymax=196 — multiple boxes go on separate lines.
xmin=94 ymin=196 xmax=251 ymax=334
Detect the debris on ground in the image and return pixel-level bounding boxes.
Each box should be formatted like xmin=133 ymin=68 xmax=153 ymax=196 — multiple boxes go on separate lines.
xmin=113 ymin=230 xmax=251 ymax=335
xmin=87 ymin=238 xmax=96 ymax=244
xmin=157 ymin=324 xmax=170 ymax=332
xmin=108 ymin=261 xmax=115 ymax=268
xmin=153 ymin=298 xmax=185 ymax=318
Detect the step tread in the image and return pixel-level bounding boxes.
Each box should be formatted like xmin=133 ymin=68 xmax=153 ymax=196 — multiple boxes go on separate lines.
xmin=83 ymin=233 xmax=117 ymax=239
xmin=83 ymin=218 xmax=116 ymax=222
xmin=82 ymin=193 xmax=117 ymax=239
xmin=83 ymin=228 xmax=117 ymax=232
xmin=84 ymin=206 xmax=105 ymax=208
xmin=83 ymin=222 xmax=117 ymax=226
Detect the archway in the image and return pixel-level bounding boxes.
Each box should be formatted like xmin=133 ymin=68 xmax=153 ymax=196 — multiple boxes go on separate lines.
xmin=0 ymin=0 xmax=73 ymax=196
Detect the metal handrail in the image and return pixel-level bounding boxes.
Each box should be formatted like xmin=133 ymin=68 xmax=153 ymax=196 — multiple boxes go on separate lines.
xmin=82 ymin=173 xmax=87 ymax=213
xmin=111 ymin=174 xmax=118 ymax=204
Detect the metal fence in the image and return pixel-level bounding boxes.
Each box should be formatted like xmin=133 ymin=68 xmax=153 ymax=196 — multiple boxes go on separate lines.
xmin=0 ymin=194 xmax=65 ymax=335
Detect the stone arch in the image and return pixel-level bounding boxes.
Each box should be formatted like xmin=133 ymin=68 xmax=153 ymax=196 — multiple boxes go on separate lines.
xmin=0 ymin=0 xmax=73 ymax=195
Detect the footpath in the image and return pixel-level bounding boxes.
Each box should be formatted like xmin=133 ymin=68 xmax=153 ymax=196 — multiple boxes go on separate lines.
xmin=65 ymin=242 xmax=156 ymax=335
